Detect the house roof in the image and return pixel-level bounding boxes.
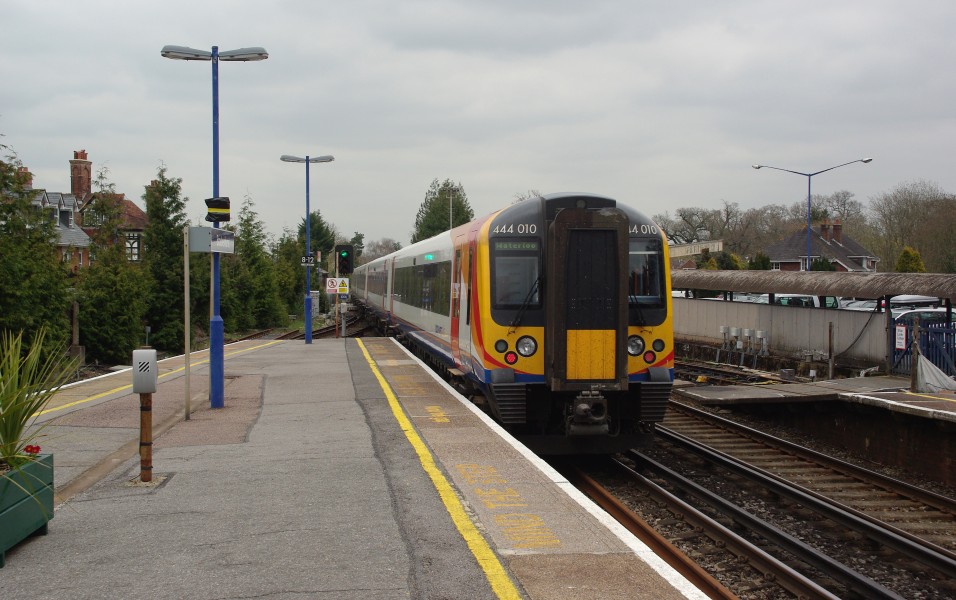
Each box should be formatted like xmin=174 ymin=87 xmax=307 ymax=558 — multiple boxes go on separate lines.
xmin=764 ymin=224 xmax=878 ymax=271
xmin=28 ymin=189 xmax=91 ymax=248
xmin=79 ymin=193 xmax=148 ymax=231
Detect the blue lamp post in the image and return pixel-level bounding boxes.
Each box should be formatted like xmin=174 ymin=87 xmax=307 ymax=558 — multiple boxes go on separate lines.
xmin=161 ymin=44 xmax=268 ymax=408
xmin=280 ymin=154 xmax=335 ymax=344
xmin=752 ymin=158 xmax=872 ymax=271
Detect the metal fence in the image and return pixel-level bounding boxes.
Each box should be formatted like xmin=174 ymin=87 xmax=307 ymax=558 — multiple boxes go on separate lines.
xmin=891 ymin=323 xmax=956 ymax=376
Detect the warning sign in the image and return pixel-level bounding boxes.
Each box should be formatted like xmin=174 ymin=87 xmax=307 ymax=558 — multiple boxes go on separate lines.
xmin=327 ymin=277 xmax=349 ymax=294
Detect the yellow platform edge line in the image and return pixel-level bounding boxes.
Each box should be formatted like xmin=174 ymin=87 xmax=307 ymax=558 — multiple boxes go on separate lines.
xmin=36 ymin=340 xmax=283 ymax=417
xmin=356 ymin=338 xmax=522 ymax=600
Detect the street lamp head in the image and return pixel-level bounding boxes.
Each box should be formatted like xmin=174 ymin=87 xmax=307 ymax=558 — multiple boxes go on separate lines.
xmin=281 ymin=154 xmax=335 ymax=163
xmin=752 ymin=165 xmax=763 ymax=170
xmin=861 ymin=158 xmax=873 ymax=164
xmin=161 ymin=45 xmax=212 ymax=61
xmin=218 ymin=47 xmax=269 ymax=62
xmin=161 ymin=45 xmax=268 ymax=62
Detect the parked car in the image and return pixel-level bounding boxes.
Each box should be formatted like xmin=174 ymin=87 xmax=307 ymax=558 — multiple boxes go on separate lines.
xmin=893 ymin=307 xmax=956 ymax=326
xmin=843 ymin=295 xmax=943 ymax=313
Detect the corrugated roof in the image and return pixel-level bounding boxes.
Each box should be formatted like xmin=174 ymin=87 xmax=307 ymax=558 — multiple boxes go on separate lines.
xmin=672 ymin=270 xmax=956 ymax=300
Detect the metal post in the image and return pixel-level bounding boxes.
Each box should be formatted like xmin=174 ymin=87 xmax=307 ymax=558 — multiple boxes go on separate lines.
xmin=140 ymin=392 xmax=153 ymax=482
xmin=910 ymin=324 xmax=920 ymax=391
xmin=305 ymin=157 xmax=313 ymax=344
xmin=806 ymin=176 xmax=812 ymax=271
xmin=183 ymin=225 xmax=191 ymax=421
xmin=828 ymin=321 xmax=835 ymax=380
xmin=210 ymin=46 xmax=224 ymax=409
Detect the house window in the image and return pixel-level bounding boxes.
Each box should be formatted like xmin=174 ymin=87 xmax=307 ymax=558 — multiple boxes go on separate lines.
xmin=771 ymin=262 xmax=780 ymax=271
xmin=126 ymin=232 xmax=141 ymax=261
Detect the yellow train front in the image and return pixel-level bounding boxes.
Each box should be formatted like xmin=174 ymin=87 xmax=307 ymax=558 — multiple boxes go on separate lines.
xmin=353 ymin=193 xmax=674 ymax=454
xmin=466 ymin=194 xmax=673 ymax=454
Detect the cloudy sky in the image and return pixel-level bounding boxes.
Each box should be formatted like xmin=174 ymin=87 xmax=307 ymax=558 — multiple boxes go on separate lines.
xmin=3 ymin=1 xmax=954 ymax=246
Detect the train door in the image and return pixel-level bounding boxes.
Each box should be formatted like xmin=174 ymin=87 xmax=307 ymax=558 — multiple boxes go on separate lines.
xmin=545 ymin=208 xmax=629 ymax=391
xmin=451 ymin=234 xmax=471 ymax=367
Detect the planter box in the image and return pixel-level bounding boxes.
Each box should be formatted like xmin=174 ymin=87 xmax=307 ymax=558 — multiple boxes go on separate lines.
xmin=0 ymin=454 xmax=53 ymax=567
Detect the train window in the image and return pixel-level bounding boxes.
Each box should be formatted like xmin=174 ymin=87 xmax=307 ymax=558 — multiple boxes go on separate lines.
xmin=492 ymin=239 xmax=541 ymax=308
xmin=628 ymin=239 xmax=664 ymax=305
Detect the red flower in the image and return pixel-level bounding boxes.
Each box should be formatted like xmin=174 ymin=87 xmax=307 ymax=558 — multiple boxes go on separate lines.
xmin=23 ymin=445 xmax=41 ymax=456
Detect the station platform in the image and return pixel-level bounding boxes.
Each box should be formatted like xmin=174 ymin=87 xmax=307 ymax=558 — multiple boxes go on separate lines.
xmin=1 ymin=338 xmax=705 ymax=599
xmin=674 ymin=374 xmax=956 ymax=424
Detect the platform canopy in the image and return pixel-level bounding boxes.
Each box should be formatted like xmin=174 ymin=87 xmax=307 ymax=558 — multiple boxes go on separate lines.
xmin=671 ymin=270 xmax=956 ymax=301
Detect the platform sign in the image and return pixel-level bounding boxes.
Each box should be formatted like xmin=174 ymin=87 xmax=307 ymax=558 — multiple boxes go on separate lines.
xmin=895 ymin=325 xmax=908 ymax=350
xmin=301 ymin=256 xmax=315 ymax=267
xmin=188 ymin=227 xmax=235 ymax=254
xmin=326 ymin=278 xmax=349 ymax=294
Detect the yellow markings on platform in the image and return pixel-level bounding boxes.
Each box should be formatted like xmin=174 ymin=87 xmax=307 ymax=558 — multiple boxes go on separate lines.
xmin=902 ymin=390 xmax=956 ymax=404
xmin=36 ymin=340 xmax=283 ymax=417
xmin=566 ymin=329 xmax=615 ymax=379
xmin=495 ymin=514 xmax=561 ymax=550
xmin=458 ymin=464 xmax=561 ymax=550
xmin=425 ymin=406 xmax=450 ymax=423
xmin=356 ymin=339 xmax=522 ymax=600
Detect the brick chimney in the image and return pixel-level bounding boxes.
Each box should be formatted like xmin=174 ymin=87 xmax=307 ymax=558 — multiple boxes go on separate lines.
xmin=70 ymin=149 xmax=92 ymax=199
xmin=832 ymin=219 xmax=843 ymax=243
xmin=819 ymin=220 xmax=830 ymax=241
xmin=16 ymin=166 xmax=33 ymax=190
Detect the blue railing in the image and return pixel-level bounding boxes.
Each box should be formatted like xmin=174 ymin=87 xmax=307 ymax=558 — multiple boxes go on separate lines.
xmin=891 ymin=323 xmax=956 ymax=376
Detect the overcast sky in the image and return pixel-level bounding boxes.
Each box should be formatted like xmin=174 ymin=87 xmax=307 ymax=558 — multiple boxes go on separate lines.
xmin=3 ymin=1 xmax=955 ymax=246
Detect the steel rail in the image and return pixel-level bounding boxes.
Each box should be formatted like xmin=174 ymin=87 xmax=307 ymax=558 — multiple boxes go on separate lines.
xmin=565 ymin=467 xmax=737 ymax=600
xmin=669 ymin=400 xmax=956 ymax=516
xmin=628 ymin=450 xmax=903 ymax=599
xmin=653 ymin=427 xmax=956 ymax=580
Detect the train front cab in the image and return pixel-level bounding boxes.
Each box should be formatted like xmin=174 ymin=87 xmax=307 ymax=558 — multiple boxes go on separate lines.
xmin=481 ymin=195 xmax=673 ymax=454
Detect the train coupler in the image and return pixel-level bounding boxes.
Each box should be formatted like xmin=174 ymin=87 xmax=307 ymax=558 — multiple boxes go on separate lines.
xmin=567 ymin=391 xmax=609 ymax=436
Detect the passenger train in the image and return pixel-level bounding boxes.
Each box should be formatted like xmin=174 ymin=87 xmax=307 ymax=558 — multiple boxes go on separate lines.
xmin=352 ymin=193 xmax=674 ymax=454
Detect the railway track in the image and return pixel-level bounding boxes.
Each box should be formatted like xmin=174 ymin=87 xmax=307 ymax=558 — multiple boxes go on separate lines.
xmin=663 ymin=402 xmax=956 ymax=558
xmin=674 ymin=358 xmax=804 ymax=386
xmin=567 ymin=400 xmax=956 ymax=598
xmin=565 ymin=464 xmax=823 ymax=599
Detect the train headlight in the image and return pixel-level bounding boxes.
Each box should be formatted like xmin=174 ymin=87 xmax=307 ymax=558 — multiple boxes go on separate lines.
xmin=516 ymin=336 xmax=537 ymax=357
xmin=627 ymin=335 xmax=645 ymax=356
xmin=652 ymin=338 xmax=665 ymax=352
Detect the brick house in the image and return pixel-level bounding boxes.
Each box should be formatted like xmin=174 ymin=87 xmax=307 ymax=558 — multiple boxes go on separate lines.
xmin=763 ymin=219 xmax=879 ymax=272
xmin=20 ymin=165 xmax=92 ymax=273
xmin=21 ymin=150 xmax=147 ymax=269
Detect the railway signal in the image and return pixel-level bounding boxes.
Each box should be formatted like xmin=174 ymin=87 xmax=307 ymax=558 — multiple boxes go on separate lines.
xmin=336 ymin=244 xmax=354 ymax=274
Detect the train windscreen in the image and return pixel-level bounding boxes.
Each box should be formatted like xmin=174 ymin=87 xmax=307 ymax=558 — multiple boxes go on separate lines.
xmin=492 ymin=240 xmax=541 ymax=308
xmin=628 ymin=238 xmax=665 ymax=307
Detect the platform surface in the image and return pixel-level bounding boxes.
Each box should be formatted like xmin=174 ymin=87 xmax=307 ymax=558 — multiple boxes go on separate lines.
xmin=0 ymin=338 xmax=704 ymax=599
xmin=675 ymin=374 xmax=956 ymax=423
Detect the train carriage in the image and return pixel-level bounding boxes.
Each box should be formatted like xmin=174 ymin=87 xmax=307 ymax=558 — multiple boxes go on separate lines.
xmin=353 ymin=193 xmax=674 ymax=454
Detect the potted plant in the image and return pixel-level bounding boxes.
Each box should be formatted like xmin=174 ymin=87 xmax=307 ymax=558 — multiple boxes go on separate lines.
xmin=0 ymin=327 xmax=76 ymax=567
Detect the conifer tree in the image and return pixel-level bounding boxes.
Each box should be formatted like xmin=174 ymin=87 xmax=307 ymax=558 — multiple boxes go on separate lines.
xmin=76 ymin=168 xmax=149 ymax=362
xmin=411 ymin=179 xmax=473 ymax=243
xmin=142 ymin=167 xmax=188 ymax=353
xmin=0 ymin=144 xmax=71 ymax=350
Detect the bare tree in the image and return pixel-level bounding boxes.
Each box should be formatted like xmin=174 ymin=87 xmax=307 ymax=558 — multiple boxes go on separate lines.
xmin=363 ymin=237 xmax=403 ymax=262
xmin=861 ymin=180 xmax=956 ymax=272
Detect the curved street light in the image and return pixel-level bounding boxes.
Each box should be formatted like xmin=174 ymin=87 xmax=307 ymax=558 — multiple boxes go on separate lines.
xmin=753 ymin=158 xmax=872 ymax=271
xmin=162 ymin=44 xmax=268 ymax=409
xmin=280 ymin=154 xmax=335 ymax=344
